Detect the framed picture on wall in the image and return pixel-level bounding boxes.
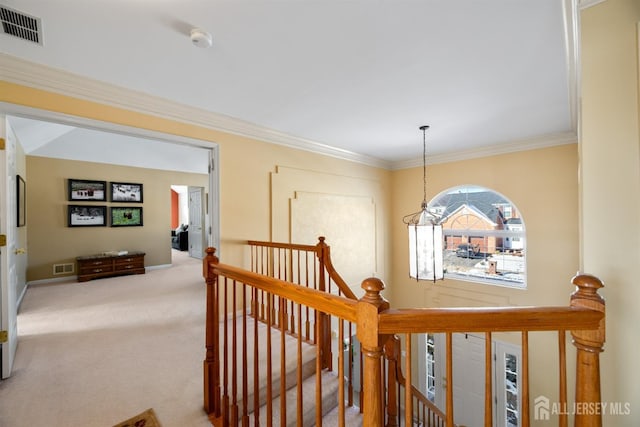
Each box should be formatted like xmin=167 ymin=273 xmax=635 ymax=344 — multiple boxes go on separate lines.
xmin=110 ymin=182 xmax=143 ymax=203
xmin=68 ymin=179 xmax=107 ymax=201
xmin=111 ymin=206 xmax=143 ymax=227
xmin=68 ymin=205 xmax=107 ymax=227
xmin=17 ymin=175 xmax=26 ymax=227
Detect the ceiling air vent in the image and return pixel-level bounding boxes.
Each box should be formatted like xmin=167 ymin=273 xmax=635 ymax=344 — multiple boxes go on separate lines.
xmin=0 ymin=5 xmax=42 ymax=45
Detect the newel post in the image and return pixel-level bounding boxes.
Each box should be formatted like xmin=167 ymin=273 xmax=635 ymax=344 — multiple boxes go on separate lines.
xmin=570 ymin=274 xmax=605 ymax=427
xmin=203 ymin=247 xmax=220 ymax=416
xmin=316 ymin=236 xmax=333 ymax=369
xmin=357 ymin=277 xmax=390 ymax=426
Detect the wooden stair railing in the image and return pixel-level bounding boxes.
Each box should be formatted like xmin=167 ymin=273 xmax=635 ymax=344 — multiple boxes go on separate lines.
xmin=204 ymin=247 xmax=361 ymax=427
xmin=204 ymin=241 xmax=605 ymax=427
xmin=248 ymin=238 xmax=357 ymax=374
xmin=247 ymin=238 xmax=454 ymax=421
xmin=374 ymin=273 xmax=605 ymax=427
xmin=385 ymin=335 xmax=451 ymax=427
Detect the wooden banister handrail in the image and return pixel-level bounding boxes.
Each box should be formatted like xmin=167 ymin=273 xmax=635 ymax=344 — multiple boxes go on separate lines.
xmin=315 ymin=237 xmax=358 ymax=300
xmin=378 ymin=306 xmax=603 ymax=334
xmin=247 ymin=240 xmax=318 ymax=251
xmin=249 ymin=237 xmax=358 ymax=300
xmin=208 ymin=259 xmax=358 ymax=322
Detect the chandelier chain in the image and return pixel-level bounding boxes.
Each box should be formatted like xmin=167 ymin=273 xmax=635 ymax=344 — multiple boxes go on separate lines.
xmin=422 ymin=126 xmax=427 ymax=203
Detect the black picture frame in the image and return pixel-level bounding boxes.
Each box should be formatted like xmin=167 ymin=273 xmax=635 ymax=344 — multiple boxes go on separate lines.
xmin=17 ymin=175 xmax=26 ymax=227
xmin=110 ymin=182 xmax=143 ymax=203
xmin=110 ymin=206 xmax=143 ymax=227
xmin=68 ymin=179 xmax=107 ymax=201
xmin=68 ymin=205 xmax=107 ymax=227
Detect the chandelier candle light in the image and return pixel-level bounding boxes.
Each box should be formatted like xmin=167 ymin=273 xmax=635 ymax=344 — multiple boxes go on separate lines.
xmin=402 ymin=125 xmax=444 ymax=282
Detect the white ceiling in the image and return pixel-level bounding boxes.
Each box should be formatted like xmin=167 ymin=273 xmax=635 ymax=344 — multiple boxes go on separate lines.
xmin=1 ymin=0 xmax=581 ymax=170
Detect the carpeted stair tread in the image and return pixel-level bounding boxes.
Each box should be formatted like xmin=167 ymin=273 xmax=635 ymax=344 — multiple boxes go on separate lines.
xmin=255 ymin=370 xmax=341 ymax=427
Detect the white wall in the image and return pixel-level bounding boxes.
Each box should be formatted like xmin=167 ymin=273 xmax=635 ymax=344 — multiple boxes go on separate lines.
xmin=581 ymin=1 xmax=640 ymax=425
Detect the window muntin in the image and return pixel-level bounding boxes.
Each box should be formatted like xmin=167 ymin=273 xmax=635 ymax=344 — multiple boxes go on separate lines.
xmin=429 ymin=185 xmax=526 ymax=288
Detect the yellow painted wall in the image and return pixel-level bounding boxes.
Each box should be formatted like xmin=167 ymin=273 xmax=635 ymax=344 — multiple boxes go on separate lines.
xmin=25 ymin=156 xmax=208 ymax=281
xmin=390 ymin=144 xmax=579 ymax=309
xmin=390 ymin=143 xmax=580 ymax=419
xmin=0 ymin=81 xmax=391 ymax=286
xmin=581 ymin=1 xmax=640 ymax=425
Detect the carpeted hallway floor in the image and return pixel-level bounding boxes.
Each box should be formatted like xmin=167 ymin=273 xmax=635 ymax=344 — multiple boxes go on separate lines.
xmin=0 ymin=249 xmax=212 ymax=427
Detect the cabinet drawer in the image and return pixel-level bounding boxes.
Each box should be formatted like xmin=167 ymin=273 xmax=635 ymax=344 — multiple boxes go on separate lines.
xmin=80 ymin=259 xmax=111 ymax=268
xmin=79 ymin=264 xmax=114 ymax=275
xmin=114 ymin=256 xmax=144 ymax=269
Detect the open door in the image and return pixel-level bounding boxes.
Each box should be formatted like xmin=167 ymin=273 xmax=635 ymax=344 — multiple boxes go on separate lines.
xmin=0 ymin=115 xmax=19 ymax=379
xmin=188 ymin=186 xmax=205 ymax=259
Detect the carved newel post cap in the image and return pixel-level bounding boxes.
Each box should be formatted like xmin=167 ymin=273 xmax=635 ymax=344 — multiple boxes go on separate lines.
xmin=571 ymin=273 xmax=604 ymax=303
xmin=361 ymin=277 xmax=386 ymax=304
xmin=318 ymin=236 xmax=326 ymax=244
xmin=572 ymin=273 xmax=604 ymax=292
xmin=570 ymin=273 xmax=605 ymax=350
xmin=205 ymin=247 xmax=217 ymax=258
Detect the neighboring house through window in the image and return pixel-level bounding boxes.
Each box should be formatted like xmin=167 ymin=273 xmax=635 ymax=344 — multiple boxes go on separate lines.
xmin=429 ymin=185 xmax=526 ymax=288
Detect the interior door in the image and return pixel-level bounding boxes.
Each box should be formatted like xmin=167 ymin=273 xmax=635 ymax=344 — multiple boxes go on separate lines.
xmin=0 ymin=115 xmax=19 ymax=379
xmin=451 ymin=333 xmax=490 ymax=427
xmin=188 ymin=186 xmax=205 ymax=259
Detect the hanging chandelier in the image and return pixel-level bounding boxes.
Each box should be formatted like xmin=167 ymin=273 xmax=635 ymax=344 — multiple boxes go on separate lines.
xmin=402 ymin=125 xmax=444 ymax=282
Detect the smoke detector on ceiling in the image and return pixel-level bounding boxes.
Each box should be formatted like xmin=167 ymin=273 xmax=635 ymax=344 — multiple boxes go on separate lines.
xmin=190 ymin=28 xmax=212 ymax=48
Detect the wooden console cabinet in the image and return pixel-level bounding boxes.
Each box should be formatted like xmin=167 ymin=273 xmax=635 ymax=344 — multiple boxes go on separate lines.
xmin=76 ymin=251 xmax=145 ymax=282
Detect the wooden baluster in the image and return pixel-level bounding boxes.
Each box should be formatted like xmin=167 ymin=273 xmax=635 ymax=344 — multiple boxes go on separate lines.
xmin=305 ymin=252 xmax=311 ymax=341
xmin=348 ymin=322 xmax=354 ymax=407
xmin=203 ymin=248 xmax=219 ymax=415
xmin=558 ymin=330 xmax=567 ymax=427
xmin=231 ymin=281 xmax=238 ymax=427
xmin=571 ymin=274 xmax=605 ymax=427
xmin=484 ymin=331 xmax=493 ymax=427
xmin=356 ymin=277 xmax=390 ymax=427
xmin=297 ymin=303 xmax=304 ymax=425
xmin=338 ymin=319 xmax=345 ymax=427
xmin=404 ymin=333 xmax=412 ymax=427
xmin=522 ymin=331 xmax=529 ymax=427
xmin=445 ymin=332 xmax=453 ymax=427
xmin=241 ymin=284 xmax=249 ymax=427
xmin=359 ymin=349 xmax=363 ymax=413
xmin=384 ymin=337 xmax=399 ymax=427
xmin=223 ymin=276 xmax=230 ymax=426
xmin=315 ymin=308 xmax=324 ymax=427
xmin=280 ymin=297 xmax=287 ymax=427
xmin=266 ymin=293 xmax=273 ymax=427
xmin=253 ymin=288 xmax=260 ymax=427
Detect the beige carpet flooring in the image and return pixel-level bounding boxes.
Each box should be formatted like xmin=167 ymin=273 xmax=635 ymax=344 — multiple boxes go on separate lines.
xmin=0 ymin=249 xmax=212 ymax=427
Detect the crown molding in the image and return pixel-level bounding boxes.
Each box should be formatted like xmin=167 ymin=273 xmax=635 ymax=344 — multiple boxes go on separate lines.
xmin=1 ymin=53 xmax=578 ymax=172
xmin=0 ymin=53 xmax=390 ymax=169
xmin=390 ymin=132 xmax=578 ymax=170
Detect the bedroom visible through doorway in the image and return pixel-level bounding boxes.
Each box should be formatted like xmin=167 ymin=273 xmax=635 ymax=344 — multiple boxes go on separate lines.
xmin=171 ymin=185 xmax=206 ymax=260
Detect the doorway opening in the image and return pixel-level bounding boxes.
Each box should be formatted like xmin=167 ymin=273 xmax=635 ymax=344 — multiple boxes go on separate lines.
xmin=171 ymin=185 xmax=207 ymax=260
xmin=0 ymin=103 xmax=220 ymax=379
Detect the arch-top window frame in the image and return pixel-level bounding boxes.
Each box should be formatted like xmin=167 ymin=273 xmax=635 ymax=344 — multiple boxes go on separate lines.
xmin=429 ymin=185 xmax=526 ymax=289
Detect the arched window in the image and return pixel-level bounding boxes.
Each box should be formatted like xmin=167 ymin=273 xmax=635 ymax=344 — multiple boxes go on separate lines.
xmin=429 ymin=185 xmax=526 ymax=288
